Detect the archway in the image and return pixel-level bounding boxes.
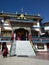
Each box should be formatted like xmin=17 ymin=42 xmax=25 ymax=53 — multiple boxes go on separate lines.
xmin=14 ymin=28 xmax=29 ymax=40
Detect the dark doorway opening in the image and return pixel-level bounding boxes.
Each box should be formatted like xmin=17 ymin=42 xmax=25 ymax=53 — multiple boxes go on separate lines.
xmin=14 ymin=28 xmax=29 ymax=40
xmin=47 ymin=43 xmax=49 ymax=51
xmin=2 ymin=42 xmax=6 ymax=51
xmin=47 ymin=43 xmax=49 ymax=48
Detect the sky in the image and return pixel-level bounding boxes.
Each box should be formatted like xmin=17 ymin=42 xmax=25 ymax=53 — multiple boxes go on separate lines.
xmin=0 ymin=0 xmax=49 ymax=23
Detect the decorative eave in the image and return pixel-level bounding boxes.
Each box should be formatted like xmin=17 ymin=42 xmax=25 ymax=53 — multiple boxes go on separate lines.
xmin=7 ymin=19 xmax=33 ymax=27
xmin=25 ymin=15 xmax=43 ymax=21
xmin=1 ymin=29 xmax=12 ymax=32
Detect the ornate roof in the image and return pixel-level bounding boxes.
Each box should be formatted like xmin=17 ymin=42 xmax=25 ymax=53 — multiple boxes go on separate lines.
xmin=0 ymin=13 xmax=43 ymax=21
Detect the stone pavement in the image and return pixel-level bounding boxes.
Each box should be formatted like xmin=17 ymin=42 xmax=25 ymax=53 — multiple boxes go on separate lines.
xmin=33 ymin=52 xmax=49 ymax=60
xmin=0 ymin=55 xmax=49 ymax=65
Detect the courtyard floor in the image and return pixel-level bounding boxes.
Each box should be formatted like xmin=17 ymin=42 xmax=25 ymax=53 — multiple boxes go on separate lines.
xmin=0 ymin=52 xmax=49 ymax=65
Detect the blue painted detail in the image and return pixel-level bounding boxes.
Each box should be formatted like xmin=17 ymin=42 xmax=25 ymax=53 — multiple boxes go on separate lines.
xmin=0 ymin=36 xmax=49 ymax=43
xmin=32 ymin=37 xmax=49 ymax=43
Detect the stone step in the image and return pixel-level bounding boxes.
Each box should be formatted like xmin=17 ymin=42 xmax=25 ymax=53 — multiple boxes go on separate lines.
xmin=10 ymin=41 xmax=36 ymax=56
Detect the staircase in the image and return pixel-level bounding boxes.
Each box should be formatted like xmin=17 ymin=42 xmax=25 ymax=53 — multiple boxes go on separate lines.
xmin=10 ymin=41 xmax=36 ymax=56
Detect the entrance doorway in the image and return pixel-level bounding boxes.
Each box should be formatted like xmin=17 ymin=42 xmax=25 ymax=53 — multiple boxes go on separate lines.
xmin=14 ymin=28 xmax=29 ymax=40
xmin=47 ymin=43 xmax=49 ymax=51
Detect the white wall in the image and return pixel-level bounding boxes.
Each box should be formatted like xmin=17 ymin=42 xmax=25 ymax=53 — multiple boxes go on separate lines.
xmin=44 ymin=26 xmax=49 ymax=30
xmin=33 ymin=22 xmax=40 ymax=31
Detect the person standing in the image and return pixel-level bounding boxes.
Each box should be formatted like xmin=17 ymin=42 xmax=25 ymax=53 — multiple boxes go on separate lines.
xmin=2 ymin=45 xmax=8 ymax=58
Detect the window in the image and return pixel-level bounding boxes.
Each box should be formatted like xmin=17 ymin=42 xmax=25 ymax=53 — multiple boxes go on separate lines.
xmin=37 ymin=43 xmax=44 ymax=49
xmin=33 ymin=19 xmax=37 ymax=21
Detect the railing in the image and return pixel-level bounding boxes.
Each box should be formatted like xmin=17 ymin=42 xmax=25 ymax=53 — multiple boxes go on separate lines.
xmin=32 ymin=37 xmax=49 ymax=43
xmin=0 ymin=36 xmax=12 ymax=42
xmin=0 ymin=36 xmax=49 ymax=43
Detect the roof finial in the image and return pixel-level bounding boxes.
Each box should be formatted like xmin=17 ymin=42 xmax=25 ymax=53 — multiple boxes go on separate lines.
xmin=21 ymin=8 xmax=23 ymax=13
xmin=1 ymin=10 xmax=3 ymax=13
xmin=16 ymin=11 xmax=18 ymax=14
xmin=37 ymin=13 xmax=40 ymax=16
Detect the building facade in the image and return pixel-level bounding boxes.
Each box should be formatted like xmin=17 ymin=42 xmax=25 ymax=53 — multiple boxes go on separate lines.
xmin=0 ymin=12 xmax=49 ymax=55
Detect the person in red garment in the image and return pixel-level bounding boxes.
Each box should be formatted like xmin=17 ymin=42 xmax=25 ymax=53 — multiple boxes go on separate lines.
xmin=2 ymin=45 xmax=8 ymax=58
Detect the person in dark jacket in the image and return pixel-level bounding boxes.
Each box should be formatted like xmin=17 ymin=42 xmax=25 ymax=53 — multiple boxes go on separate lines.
xmin=2 ymin=45 xmax=8 ymax=57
